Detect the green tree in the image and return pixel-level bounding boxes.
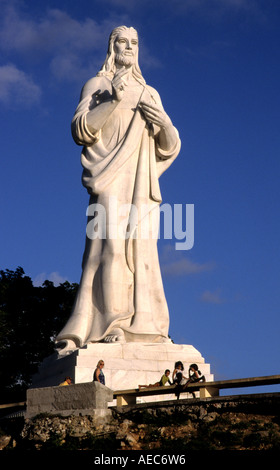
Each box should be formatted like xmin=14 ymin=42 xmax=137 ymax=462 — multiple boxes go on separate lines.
xmin=0 ymin=267 xmax=78 ymax=402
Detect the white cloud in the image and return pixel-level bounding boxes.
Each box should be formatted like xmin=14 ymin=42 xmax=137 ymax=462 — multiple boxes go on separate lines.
xmin=0 ymin=3 xmax=126 ymax=83
xmin=33 ymin=271 xmax=69 ymax=287
xmin=0 ymin=0 xmax=262 ymax=101
xmin=200 ymin=288 xmax=225 ymax=304
xmin=0 ymin=5 xmax=106 ymax=54
xmin=160 ymin=244 xmax=215 ymax=277
xmin=162 ymin=257 xmax=215 ymax=277
xmin=0 ymin=63 xmax=41 ymax=105
xmin=0 ymin=2 xmax=161 ymax=84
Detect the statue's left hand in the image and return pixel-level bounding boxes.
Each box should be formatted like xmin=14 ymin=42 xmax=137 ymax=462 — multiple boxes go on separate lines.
xmin=139 ymin=100 xmax=172 ymax=129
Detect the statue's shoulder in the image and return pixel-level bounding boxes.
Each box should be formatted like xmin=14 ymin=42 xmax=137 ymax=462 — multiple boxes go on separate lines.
xmin=80 ymin=75 xmax=111 ymax=99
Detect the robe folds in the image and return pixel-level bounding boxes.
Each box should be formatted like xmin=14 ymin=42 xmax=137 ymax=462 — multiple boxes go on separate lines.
xmin=56 ymin=75 xmax=181 ymax=348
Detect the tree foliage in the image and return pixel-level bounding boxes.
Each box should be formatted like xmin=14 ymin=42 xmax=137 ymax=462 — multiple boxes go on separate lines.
xmin=0 ymin=267 xmax=78 ymax=402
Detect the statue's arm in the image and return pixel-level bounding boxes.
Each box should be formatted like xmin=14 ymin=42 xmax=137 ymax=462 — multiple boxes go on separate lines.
xmin=73 ymin=68 xmax=129 ymax=144
xmin=81 ymin=78 xmax=119 ymax=135
xmin=156 ymin=114 xmax=178 ymax=153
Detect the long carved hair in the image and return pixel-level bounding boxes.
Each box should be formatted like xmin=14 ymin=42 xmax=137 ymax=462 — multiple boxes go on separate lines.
xmin=97 ymin=26 xmax=145 ymax=85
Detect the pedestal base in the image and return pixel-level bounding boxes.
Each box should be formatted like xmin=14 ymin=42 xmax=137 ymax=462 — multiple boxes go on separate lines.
xmin=26 ymin=382 xmax=113 ymax=419
xmin=31 ymin=342 xmax=214 ymax=403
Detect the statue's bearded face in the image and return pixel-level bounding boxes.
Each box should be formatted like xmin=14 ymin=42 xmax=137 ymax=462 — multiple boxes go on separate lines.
xmin=113 ymin=29 xmax=138 ymax=67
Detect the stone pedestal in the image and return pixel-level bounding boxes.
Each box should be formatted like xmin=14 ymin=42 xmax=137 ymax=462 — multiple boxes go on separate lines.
xmin=32 ymin=343 xmax=214 ymax=403
xmin=26 ymin=382 xmax=113 ymax=419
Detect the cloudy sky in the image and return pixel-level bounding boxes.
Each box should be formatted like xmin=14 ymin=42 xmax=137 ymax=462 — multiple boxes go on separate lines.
xmin=1 ymin=0 xmax=279 ymax=391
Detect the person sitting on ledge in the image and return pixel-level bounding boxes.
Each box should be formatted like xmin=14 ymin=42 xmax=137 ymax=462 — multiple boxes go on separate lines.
xmin=93 ymin=359 xmax=105 ymax=385
xmin=59 ymin=376 xmax=72 ymax=386
xmin=180 ymin=363 xmax=206 ymax=398
xmin=172 ymin=361 xmax=187 ymax=385
xmin=138 ymin=369 xmax=172 ymax=389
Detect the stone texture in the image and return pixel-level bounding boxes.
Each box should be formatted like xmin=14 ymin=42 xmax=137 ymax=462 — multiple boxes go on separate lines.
xmin=26 ymin=382 xmax=113 ymax=419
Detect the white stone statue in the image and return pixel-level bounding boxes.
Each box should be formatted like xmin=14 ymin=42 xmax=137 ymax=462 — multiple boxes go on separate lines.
xmin=56 ymin=26 xmax=181 ymax=351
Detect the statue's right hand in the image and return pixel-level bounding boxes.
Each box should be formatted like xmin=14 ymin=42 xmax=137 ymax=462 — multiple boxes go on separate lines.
xmin=112 ymin=67 xmax=128 ymax=101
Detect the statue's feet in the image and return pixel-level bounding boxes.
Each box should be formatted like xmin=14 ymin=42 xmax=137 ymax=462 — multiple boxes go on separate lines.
xmin=161 ymin=336 xmax=172 ymax=343
xmin=104 ymin=328 xmax=125 ymax=343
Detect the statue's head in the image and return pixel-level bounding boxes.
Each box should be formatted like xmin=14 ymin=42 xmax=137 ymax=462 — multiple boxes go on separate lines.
xmin=98 ymin=26 xmax=145 ymax=84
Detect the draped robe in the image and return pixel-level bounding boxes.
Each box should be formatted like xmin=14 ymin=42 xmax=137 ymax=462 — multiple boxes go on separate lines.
xmin=56 ymin=74 xmax=181 ymax=348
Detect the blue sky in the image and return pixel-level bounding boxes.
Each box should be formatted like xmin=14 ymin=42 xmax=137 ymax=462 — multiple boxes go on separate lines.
xmin=1 ymin=0 xmax=279 ymax=391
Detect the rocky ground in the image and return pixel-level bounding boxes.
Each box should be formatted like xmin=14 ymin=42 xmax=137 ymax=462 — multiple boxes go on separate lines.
xmin=1 ymin=393 xmax=280 ymax=452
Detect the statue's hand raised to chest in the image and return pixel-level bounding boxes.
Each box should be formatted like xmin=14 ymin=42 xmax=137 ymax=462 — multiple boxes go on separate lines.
xmin=112 ymin=67 xmax=129 ymax=102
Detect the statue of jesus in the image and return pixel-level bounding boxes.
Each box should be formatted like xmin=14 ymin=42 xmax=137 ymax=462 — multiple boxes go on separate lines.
xmin=56 ymin=26 xmax=181 ymax=350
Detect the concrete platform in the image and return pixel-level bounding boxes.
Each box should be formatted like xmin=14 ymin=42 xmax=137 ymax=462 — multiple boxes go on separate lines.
xmin=26 ymin=381 xmax=113 ymax=419
xmin=31 ymin=342 xmax=213 ymax=403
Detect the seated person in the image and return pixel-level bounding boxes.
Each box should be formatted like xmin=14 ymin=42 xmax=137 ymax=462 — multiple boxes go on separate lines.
xmin=139 ymin=369 xmax=172 ymax=389
xmin=180 ymin=364 xmax=206 ymax=398
xmin=59 ymin=376 xmax=72 ymax=386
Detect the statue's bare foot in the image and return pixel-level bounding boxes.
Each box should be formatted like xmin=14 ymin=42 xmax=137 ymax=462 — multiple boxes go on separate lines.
xmin=104 ymin=328 xmax=125 ymax=343
xmin=161 ymin=336 xmax=172 ymax=343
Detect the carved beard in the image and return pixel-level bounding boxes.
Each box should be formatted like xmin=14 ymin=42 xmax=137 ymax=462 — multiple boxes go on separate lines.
xmin=115 ymin=53 xmax=135 ymax=67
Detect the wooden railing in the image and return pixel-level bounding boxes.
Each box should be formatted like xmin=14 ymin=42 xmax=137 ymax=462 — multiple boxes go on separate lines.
xmin=113 ymin=375 xmax=280 ymax=406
